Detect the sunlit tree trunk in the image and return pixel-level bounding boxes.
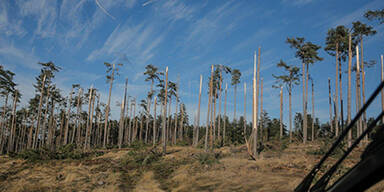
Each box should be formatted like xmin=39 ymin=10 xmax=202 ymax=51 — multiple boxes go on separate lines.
xmin=356 ymin=46 xmax=363 ymax=145
xmin=85 ymin=86 xmax=93 ymax=150
xmin=243 ymin=83 xmax=247 ymax=138
xmin=153 ymin=96 xmax=157 ymax=146
xmin=224 ymin=83 xmax=227 ymax=144
xmin=64 ymin=87 xmax=74 ymax=145
xmin=193 ymin=75 xmax=202 ymax=147
xmin=180 ymin=104 xmax=184 ymax=140
xmin=7 ymin=92 xmax=18 ymax=152
xmin=33 ymin=75 xmax=46 ymax=149
xmin=311 ymin=80 xmax=315 ymax=141
xmin=103 ymin=64 xmax=115 ymax=148
xmin=381 ymin=55 xmax=384 ymax=123
xmin=162 ymin=67 xmax=168 ymax=154
xmin=173 ymin=81 xmax=179 ymax=145
xmin=74 ymin=88 xmax=83 ymax=145
xmin=328 ymin=78 xmax=333 ymax=135
xmin=360 ymin=38 xmax=368 ymax=143
xmin=217 ymin=72 xmax=222 ymax=141
xmin=0 ymin=94 xmax=9 ymax=153
xmin=118 ymin=79 xmax=128 ymax=148
xmin=347 ymin=33 xmax=352 ymax=147
xmin=205 ymin=66 xmax=213 ymax=151
xmin=40 ymin=86 xmax=51 ymax=147
xmin=260 ymin=78 xmax=264 ymax=142
xmin=280 ymin=87 xmax=283 ymax=140
xmin=253 ymin=51 xmax=258 ymax=157
xmin=335 ymin=43 xmax=339 ymax=137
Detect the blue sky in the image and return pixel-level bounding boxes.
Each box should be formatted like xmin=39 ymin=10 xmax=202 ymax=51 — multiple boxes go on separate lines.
xmin=0 ymin=0 xmax=383 ymax=126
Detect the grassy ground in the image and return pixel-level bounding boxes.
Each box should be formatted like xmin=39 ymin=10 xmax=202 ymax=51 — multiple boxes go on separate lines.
xmin=0 ymin=141 xmax=383 ymax=192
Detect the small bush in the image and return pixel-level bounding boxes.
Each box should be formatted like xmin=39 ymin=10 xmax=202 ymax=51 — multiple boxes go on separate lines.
xmin=194 ymin=152 xmax=221 ymax=165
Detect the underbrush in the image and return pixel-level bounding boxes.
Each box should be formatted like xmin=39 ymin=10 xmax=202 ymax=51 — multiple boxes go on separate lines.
xmin=11 ymin=144 xmax=104 ymax=162
xmin=306 ymin=138 xmax=345 ymax=158
xmin=194 ymin=152 xmax=222 ymax=165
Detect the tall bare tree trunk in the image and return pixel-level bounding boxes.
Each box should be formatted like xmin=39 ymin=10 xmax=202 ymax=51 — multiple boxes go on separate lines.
xmin=243 ymin=82 xmax=247 ymax=138
xmin=360 ymin=38 xmax=368 ymax=143
xmin=335 ymin=44 xmax=339 ymax=137
xmin=153 ymin=96 xmax=157 ymax=146
xmin=119 ymin=79 xmax=128 ymax=148
xmin=0 ymin=94 xmax=9 ymax=153
xmin=328 ymin=78 xmax=333 ymax=135
xmin=85 ymin=86 xmax=93 ymax=150
xmin=27 ymin=115 xmax=35 ymax=149
xmin=40 ymin=86 xmax=51 ymax=147
xmin=47 ymin=99 xmax=55 ymax=149
xmin=89 ymin=93 xmax=95 ymax=148
xmin=356 ymin=46 xmax=363 ymax=145
xmin=63 ymin=87 xmax=74 ymax=145
xmin=74 ymin=88 xmax=83 ymax=145
xmin=162 ymin=67 xmax=169 ymax=154
xmin=205 ymin=66 xmax=213 ymax=151
xmin=7 ymin=92 xmax=17 ymax=152
xmin=224 ymin=83 xmax=227 ymax=144
xmin=145 ymin=79 xmax=151 ymax=144
xmin=302 ymin=61 xmax=307 ymax=143
xmin=33 ymin=75 xmax=46 ymax=149
xmin=253 ymin=51 xmax=258 ymax=157
xmin=280 ymin=87 xmax=283 ymax=140
xmin=289 ymin=82 xmax=292 ymax=143
xmin=173 ymin=80 xmax=179 ymax=145
xmin=194 ymin=75 xmax=202 ymax=147
xmin=347 ymin=33 xmax=352 ymax=147
xmin=103 ymin=64 xmax=115 ymax=148
xmin=381 ymin=55 xmax=384 ymax=123
xmin=311 ymin=80 xmax=315 ymax=141
xmin=180 ymin=104 xmax=184 ymax=140
xmin=260 ymin=78 xmax=264 ymax=142
xmin=218 ymin=72 xmax=222 ymax=141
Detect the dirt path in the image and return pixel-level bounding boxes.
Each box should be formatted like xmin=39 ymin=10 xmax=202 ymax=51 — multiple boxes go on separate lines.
xmin=133 ymin=171 xmax=163 ymax=192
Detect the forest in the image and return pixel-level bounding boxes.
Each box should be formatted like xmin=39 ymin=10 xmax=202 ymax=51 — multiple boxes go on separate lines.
xmin=0 ymin=6 xmax=384 ymax=192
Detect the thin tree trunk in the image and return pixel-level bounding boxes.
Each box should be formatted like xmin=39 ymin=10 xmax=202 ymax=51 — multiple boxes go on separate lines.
xmin=302 ymin=61 xmax=307 ymax=143
xmin=89 ymin=92 xmax=96 ymax=148
xmin=41 ymin=86 xmax=51 ymax=147
xmin=243 ymin=82 xmax=247 ymax=138
xmin=311 ymin=80 xmax=315 ymax=141
xmin=335 ymin=43 xmax=339 ymax=137
xmin=33 ymin=75 xmax=46 ymax=149
xmin=167 ymin=96 xmax=172 ymax=142
xmin=217 ymin=72 xmax=222 ymax=141
xmin=74 ymin=88 xmax=83 ymax=145
xmin=260 ymin=78 xmax=264 ymax=142
xmin=253 ymin=50 xmax=258 ymax=157
xmin=233 ymin=84 xmax=237 ymax=122
xmin=347 ymin=33 xmax=352 ymax=147
xmin=205 ymin=65 xmax=213 ymax=151
xmin=153 ymin=96 xmax=157 ymax=146
xmin=339 ymin=56 xmax=344 ymax=134
xmin=180 ymin=104 xmax=184 ymax=140
xmin=7 ymin=92 xmax=17 ymax=152
xmin=103 ymin=64 xmax=115 ymax=148
xmin=47 ymin=99 xmax=55 ymax=149
xmin=280 ymin=87 xmax=283 ymax=140
xmin=145 ymin=79 xmax=151 ymax=144
xmin=360 ymin=38 xmax=368 ymax=143
xmin=213 ymin=94 xmax=216 ymax=142
xmin=139 ymin=115 xmax=143 ymax=142
xmin=356 ymin=46 xmax=363 ymax=145
xmin=289 ymin=85 xmax=292 ymax=143
xmin=0 ymin=94 xmax=9 ymax=153
xmin=85 ymin=86 xmax=93 ymax=150
xmin=224 ymin=83 xmax=227 ymax=144
xmin=173 ymin=80 xmax=179 ymax=145
xmin=194 ymin=75 xmax=202 ymax=147
xmin=63 ymin=87 xmax=73 ymax=145
xmin=118 ymin=84 xmax=127 ymax=148
xmin=381 ymin=55 xmax=384 ymax=123
xmin=328 ymin=78 xmax=333 ymax=135
xmin=162 ymin=67 xmax=169 ymax=154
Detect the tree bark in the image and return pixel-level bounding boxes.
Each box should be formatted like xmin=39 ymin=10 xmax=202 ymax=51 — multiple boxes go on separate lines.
xmin=335 ymin=44 xmax=339 ymax=137
xmin=253 ymin=50 xmax=258 ymax=157
xmin=328 ymin=78 xmax=333 ymax=135
xmin=205 ymin=66 xmax=213 ymax=151
xmin=63 ymin=87 xmax=73 ymax=145
xmin=360 ymin=38 xmax=368 ymax=143
xmin=311 ymin=80 xmax=315 ymax=141
xmin=356 ymin=46 xmax=363 ymax=145
xmin=302 ymin=61 xmax=307 ymax=143
xmin=224 ymin=83 xmax=227 ymax=145
xmin=85 ymin=86 xmax=93 ymax=150
xmin=260 ymin=78 xmax=264 ymax=143
xmin=162 ymin=67 xmax=169 ymax=154
xmin=33 ymin=74 xmax=46 ymax=149
xmin=153 ymin=96 xmax=157 ymax=146
xmin=280 ymin=87 xmax=283 ymax=140
xmin=103 ymin=64 xmax=115 ymax=148
xmin=243 ymin=82 xmax=247 ymax=139
xmin=347 ymin=33 xmax=352 ymax=147
xmin=194 ymin=75 xmax=202 ymax=147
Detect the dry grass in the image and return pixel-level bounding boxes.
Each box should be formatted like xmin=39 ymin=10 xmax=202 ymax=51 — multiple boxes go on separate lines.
xmin=0 ymin=141 xmax=383 ymax=192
